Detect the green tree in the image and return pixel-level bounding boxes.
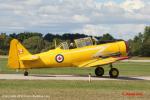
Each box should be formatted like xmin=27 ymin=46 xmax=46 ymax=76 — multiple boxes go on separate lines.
xmin=129 ymin=26 xmax=150 ymax=56
xmin=131 ymin=33 xmax=143 ymax=56
xmin=141 ymin=26 xmax=150 ymax=56
xmin=44 ymin=33 xmax=55 ymax=42
xmin=17 ymin=32 xmax=42 ymax=42
xmin=0 ymin=33 xmax=12 ymax=55
xmin=23 ymin=36 xmax=45 ymax=54
xmin=143 ymin=26 xmax=150 ymax=41
xmin=100 ymin=33 xmax=114 ymax=41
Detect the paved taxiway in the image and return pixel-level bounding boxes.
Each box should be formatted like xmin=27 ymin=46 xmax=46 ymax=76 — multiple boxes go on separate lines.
xmin=0 ymin=74 xmax=150 ymax=81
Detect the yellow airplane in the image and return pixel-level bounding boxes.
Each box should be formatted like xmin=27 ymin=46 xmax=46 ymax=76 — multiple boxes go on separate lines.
xmin=8 ymin=37 xmax=129 ymax=78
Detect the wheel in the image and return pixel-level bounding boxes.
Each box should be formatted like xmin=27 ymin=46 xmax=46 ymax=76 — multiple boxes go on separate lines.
xmin=109 ymin=68 xmax=119 ymax=78
xmin=24 ymin=71 xmax=28 ymax=76
xmin=95 ymin=67 xmax=104 ymax=77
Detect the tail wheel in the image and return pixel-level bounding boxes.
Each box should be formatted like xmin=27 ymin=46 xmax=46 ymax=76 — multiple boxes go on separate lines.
xmin=95 ymin=67 xmax=104 ymax=77
xmin=109 ymin=68 xmax=119 ymax=78
xmin=24 ymin=71 xmax=28 ymax=76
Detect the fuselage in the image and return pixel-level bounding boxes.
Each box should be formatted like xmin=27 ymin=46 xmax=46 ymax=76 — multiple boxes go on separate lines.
xmin=19 ymin=41 xmax=127 ymax=69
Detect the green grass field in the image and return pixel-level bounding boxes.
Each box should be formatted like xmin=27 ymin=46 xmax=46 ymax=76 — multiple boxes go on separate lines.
xmin=0 ymin=58 xmax=150 ymax=100
xmin=0 ymin=80 xmax=150 ymax=100
xmin=130 ymin=57 xmax=150 ymax=60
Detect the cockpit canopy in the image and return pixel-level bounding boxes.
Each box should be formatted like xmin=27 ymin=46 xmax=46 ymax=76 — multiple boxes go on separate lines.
xmin=57 ymin=37 xmax=94 ymax=50
xmin=58 ymin=42 xmax=69 ymax=50
xmin=74 ymin=37 xmax=93 ymax=48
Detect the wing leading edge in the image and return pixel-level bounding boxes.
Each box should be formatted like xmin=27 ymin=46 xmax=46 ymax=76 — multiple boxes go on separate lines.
xmin=75 ymin=56 xmax=128 ymax=68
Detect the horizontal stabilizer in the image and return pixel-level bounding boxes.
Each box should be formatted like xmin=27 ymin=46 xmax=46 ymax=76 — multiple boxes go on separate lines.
xmin=20 ymin=55 xmax=40 ymax=61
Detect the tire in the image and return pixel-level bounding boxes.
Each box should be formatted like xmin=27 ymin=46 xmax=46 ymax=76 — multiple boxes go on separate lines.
xmin=109 ymin=68 xmax=119 ymax=78
xmin=95 ymin=67 xmax=104 ymax=77
xmin=24 ymin=71 xmax=28 ymax=76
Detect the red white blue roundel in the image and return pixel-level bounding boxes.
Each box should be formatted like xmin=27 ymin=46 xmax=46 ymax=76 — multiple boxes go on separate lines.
xmin=55 ymin=54 xmax=64 ymax=63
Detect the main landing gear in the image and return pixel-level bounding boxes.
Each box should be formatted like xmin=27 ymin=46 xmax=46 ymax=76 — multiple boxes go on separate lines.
xmin=24 ymin=70 xmax=29 ymax=76
xmin=95 ymin=67 xmax=104 ymax=77
xmin=95 ymin=64 xmax=119 ymax=78
xmin=109 ymin=64 xmax=119 ymax=78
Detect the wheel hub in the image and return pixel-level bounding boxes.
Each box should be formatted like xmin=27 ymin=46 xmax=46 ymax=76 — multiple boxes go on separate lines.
xmin=112 ymin=70 xmax=117 ymax=76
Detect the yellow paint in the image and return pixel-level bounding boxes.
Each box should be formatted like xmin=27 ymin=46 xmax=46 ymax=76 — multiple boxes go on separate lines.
xmin=8 ymin=39 xmax=128 ymax=70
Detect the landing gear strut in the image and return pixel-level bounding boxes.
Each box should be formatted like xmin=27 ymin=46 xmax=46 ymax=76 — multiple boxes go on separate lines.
xmin=95 ymin=64 xmax=119 ymax=78
xmin=24 ymin=71 xmax=29 ymax=76
xmin=109 ymin=64 xmax=119 ymax=78
xmin=95 ymin=67 xmax=104 ymax=77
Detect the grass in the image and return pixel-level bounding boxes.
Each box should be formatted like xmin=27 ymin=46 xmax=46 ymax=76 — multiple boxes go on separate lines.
xmin=130 ymin=57 xmax=150 ymax=60
xmin=0 ymin=80 xmax=150 ymax=100
xmin=1 ymin=58 xmax=150 ymax=76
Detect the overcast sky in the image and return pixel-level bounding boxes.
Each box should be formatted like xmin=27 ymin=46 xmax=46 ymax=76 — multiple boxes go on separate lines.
xmin=0 ymin=0 xmax=149 ymax=40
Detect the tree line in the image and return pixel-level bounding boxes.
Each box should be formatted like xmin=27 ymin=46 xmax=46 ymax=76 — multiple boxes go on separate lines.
xmin=0 ymin=26 xmax=150 ymax=56
xmin=128 ymin=26 xmax=150 ymax=56
xmin=0 ymin=32 xmax=114 ymax=55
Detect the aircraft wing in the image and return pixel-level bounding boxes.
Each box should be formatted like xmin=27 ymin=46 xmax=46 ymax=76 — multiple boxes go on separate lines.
xmin=76 ymin=56 xmax=128 ymax=68
xmin=19 ymin=55 xmax=40 ymax=61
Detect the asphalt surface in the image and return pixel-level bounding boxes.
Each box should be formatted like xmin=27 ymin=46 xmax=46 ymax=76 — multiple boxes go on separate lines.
xmin=0 ymin=74 xmax=150 ymax=81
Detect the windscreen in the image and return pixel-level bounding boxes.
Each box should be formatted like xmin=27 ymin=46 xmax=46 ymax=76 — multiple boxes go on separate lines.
xmin=75 ymin=37 xmax=93 ymax=48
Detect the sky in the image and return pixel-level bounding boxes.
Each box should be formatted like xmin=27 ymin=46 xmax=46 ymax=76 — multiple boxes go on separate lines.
xmin=0 ymin=0 xmax=149 ymax=40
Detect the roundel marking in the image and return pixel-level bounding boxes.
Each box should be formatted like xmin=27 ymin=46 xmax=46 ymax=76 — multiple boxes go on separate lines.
xmin=55 ymin=54 xmax=64 ymax=63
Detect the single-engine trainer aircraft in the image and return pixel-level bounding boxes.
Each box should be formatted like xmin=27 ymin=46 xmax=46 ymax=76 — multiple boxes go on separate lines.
xmin=8 ymin=37 xmax=129 ymax=78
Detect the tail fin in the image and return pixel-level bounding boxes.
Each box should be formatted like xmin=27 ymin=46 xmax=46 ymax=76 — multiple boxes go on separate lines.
xmin=8 ymin=39 xmax=31 ymax=69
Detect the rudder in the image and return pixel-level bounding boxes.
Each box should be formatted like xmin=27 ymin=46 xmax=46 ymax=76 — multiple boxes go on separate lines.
xmin=8 ymin=39 xmax=31 ymax=69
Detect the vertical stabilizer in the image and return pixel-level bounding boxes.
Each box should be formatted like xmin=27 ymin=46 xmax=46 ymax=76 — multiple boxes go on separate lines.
xmin=8 ymin=39 xmax=31 ymax=69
